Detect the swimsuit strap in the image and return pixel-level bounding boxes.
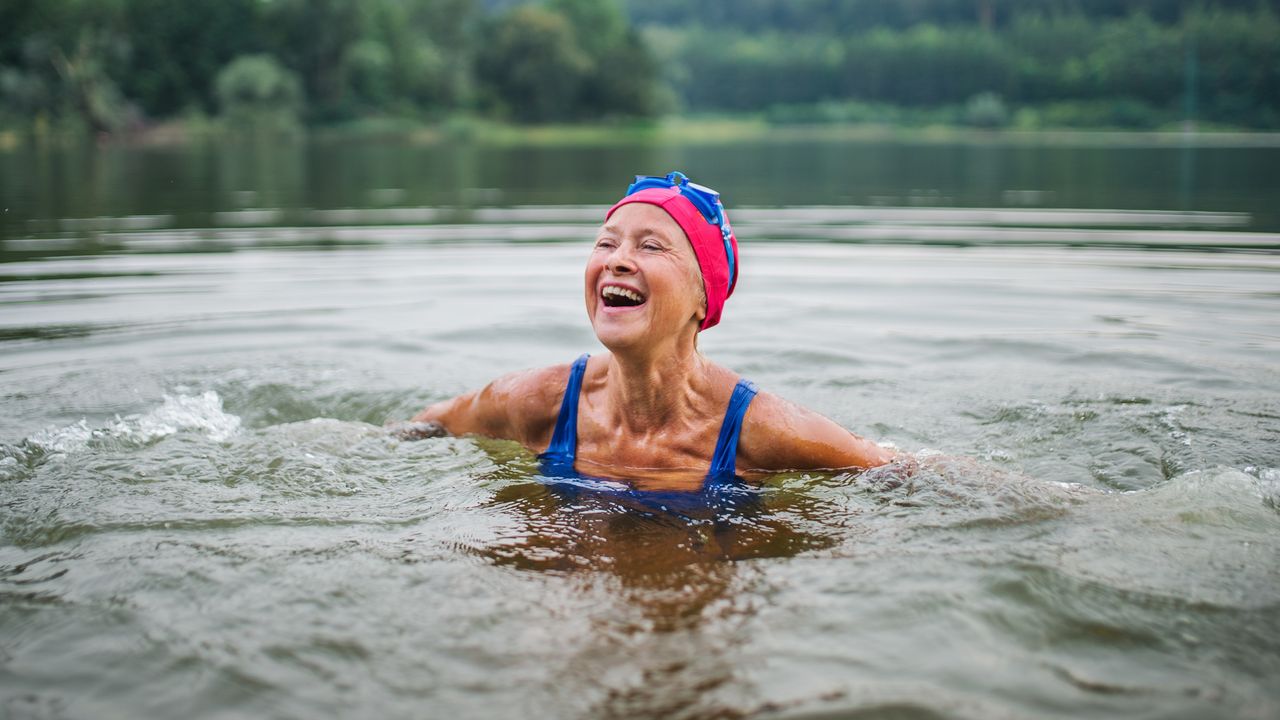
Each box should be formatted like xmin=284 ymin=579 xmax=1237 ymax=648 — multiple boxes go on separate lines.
xmin=541 ymin=354 xmax=590 ymax=464
xmin=707 ymin=379 xmax=758 ymax=480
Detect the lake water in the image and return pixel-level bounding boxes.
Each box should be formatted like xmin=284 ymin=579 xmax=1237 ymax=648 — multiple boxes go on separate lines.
xmin=1 ymin=135 xmax=1278 ymax=719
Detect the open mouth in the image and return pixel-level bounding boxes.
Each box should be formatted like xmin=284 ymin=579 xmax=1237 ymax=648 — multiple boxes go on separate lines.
xmin=601 ymin=285 xmax=647 ymax=308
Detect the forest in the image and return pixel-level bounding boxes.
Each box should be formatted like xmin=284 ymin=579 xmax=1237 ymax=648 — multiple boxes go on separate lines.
xmin=1 ymin=0 xmax=1277 ymax=134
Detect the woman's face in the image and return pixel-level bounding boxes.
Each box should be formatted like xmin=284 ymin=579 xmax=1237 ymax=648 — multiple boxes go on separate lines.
xmin=585 ymin=203 xmax=706 ymax=352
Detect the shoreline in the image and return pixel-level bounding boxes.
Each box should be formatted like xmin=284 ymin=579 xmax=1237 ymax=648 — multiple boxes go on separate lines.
xmin=5 ymin=117 xmax=1280 ymax=150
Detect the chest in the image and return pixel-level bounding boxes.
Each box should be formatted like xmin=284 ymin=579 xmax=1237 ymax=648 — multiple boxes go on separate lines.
xmin=570 ymin=405 xmax=727 ymax=490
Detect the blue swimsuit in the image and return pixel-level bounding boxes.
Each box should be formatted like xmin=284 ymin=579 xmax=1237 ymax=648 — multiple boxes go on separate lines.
xmin=537 ymin=354 xmax=758 ymax=509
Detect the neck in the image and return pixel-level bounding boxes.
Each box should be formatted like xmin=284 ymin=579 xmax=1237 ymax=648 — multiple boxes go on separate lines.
xmin=604 ymin=334 xmax=707 ymax=435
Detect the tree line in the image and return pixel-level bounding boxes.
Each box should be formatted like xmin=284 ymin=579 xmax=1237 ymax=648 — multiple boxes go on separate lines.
xmin=0 ymin=0 xmax=655 ymax=132
xmin=1 ymin=0 xmax=1276 ymax=134
xmin=648 ymin=1 xmax=1280 ymax=129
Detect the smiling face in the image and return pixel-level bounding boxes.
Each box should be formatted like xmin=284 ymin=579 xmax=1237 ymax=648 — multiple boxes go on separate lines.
xmin=585 ymin=203 xmax=706 ymax=352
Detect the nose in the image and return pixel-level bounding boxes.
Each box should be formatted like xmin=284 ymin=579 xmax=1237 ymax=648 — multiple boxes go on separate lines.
xmin=606 ymin=243 xmax=636 ymax=274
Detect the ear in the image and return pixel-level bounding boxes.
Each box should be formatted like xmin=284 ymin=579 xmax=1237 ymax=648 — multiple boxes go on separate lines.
xmin=691 ymin=280 xmax=708 ymax=325
xmin=690 ymin=265 xmax=708 ymax=325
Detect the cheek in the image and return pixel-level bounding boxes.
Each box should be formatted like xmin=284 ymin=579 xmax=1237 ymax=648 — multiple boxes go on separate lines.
xmin=653 ymin=260 xmax=704 ymax=316
xmin=584 ymin=256 xmax=603 ymax=295
xmin=584 ymin=256 xmax=613 ymax=317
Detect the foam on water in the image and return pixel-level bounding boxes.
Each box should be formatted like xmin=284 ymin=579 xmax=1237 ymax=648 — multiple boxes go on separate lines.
xmin=26 ymin=419 xmax=96 ymax=455
xmin=25 ymin=391 xmax=242 ymax=457
xmin=126 ymin=391 xmax=242 ymax=442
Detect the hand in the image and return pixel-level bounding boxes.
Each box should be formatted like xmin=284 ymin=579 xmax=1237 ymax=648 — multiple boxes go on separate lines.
xmin=855 ymin=452 xmax=919 ymax=490
xmin=385 ymin=420 xmax=448 ymax=440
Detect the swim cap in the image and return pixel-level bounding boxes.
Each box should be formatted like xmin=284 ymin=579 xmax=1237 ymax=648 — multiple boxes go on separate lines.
xmin=605 ymin=172 xmax=739 ymax=331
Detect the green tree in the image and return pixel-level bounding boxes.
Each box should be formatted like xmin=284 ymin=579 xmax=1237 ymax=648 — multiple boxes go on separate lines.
xmin=259 ymin=0 xmax=362 ymax=121
xmin=341 ymin=0 xmax=459 ymax=116
xmin=0 ymin=0 xmax=131 ymax=132
xmin=548 ymin=0 xmax=625 ymax=56
xmin=587 ymin=30 xmax=662 ymax=117
xmin=397 ymin=0 xmax=480 ymax=111
xmin=118 ymin=0 xmax=261 ymax=117
xmin=475 ymin=5 xmax=592 ymax=121
xmin=553 ymin=0 xmax=659 ymax=117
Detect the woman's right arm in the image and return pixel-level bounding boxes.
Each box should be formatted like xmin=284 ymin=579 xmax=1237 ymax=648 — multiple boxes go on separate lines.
xmin=397 ymin=365 xmax=566 ymax=448
xmin=411 ymin=379 xmax=515 ymax=438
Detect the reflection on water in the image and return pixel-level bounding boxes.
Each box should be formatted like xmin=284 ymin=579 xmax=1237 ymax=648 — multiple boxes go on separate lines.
xmin=5 ymin=139 xmax=1276 ymax=263
xmin=475 ymin=474 xmax=845 ymax=713
xmin=1 ymin=137 xmax=1279 ymax=718
xmin=4 ymin=135 xmax=1280 ymax=246
xmin=476 ymin=479 xmax=806 ymax=718
xmin=481 ymin=475 xmax=840 ymax=570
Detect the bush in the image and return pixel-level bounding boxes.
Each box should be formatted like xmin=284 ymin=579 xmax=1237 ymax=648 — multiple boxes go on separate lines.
xmin=765 ymin=99 xmax=964 ymax=127
xmin=214 ymin=54 xmax=304 ymax=132
xmin=1035 ymin=99 xmax=1170 ymax=129
xmin=964 ymin=92 xmax=1009 ymax=128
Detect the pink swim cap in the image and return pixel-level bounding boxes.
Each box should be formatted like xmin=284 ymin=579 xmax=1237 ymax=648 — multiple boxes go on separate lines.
xmin=605 ymin=173 xmax=739 ymax=331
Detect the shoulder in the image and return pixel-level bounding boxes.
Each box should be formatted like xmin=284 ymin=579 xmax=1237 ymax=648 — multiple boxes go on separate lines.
xmin=411 ymin=358 xmax=583 ymax=448
xmin=485 ymin=362 xmax=573 ymax=407
xmin=485 ymin=361 xmax=576 ymax=436
xmin=437 ymin=361 xmax=575 ymax=448
xmin=738 ymin=389 xmax=895 ymax=473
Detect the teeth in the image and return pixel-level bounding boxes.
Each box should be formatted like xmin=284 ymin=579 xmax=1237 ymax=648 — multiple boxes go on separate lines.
xmin=603 ymin=286 xmax=644 ymax=303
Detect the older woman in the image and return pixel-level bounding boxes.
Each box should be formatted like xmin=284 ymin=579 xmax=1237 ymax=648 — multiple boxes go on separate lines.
xmin=407 ymin=172 xmax=898 ymax=493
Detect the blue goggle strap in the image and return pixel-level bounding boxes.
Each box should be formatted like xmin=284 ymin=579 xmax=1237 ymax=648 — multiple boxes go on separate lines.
xmin=625 ymin=172 xmax=736 ymax=288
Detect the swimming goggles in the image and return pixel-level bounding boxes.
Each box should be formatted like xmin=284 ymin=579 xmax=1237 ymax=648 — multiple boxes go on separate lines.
xmin=625 ymin=171 xmax=737 ymax=288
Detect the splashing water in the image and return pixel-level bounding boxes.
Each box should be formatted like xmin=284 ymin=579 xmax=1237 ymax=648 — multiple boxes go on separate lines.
xmin=24 ymin=391 xmax=241 ymax=457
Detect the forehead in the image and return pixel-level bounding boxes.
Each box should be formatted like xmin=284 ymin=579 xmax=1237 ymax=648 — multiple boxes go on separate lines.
xmin=604 ymin=203 xmax=688 ymax=245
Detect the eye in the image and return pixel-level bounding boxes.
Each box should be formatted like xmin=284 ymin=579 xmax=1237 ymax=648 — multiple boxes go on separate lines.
xmin=595 ymin=236 xmax=618 ymax=249
xmin=641 ymin=240 xmax=664 ymax=251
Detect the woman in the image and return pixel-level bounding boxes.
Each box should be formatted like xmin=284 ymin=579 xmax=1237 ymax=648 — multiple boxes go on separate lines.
xmin=405 ymin=172 xmax=901 ymax=492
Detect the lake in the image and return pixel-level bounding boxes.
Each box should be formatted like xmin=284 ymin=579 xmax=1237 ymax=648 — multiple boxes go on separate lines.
xmin=1 ymin=134 xmax=1278 ymax=719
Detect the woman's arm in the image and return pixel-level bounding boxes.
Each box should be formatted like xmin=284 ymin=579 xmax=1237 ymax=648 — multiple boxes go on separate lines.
xmin=411 ymin=381 xmax=514 ymax=438
xmin=738 ymin=391 xmax=899 ymax=473
xmin=394 ymin=365 xmax=567 ymax=449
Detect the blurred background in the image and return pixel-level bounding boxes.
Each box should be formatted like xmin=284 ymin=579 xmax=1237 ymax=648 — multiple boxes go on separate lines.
xmin=1 ymin=0 xmax=1278 ymax=137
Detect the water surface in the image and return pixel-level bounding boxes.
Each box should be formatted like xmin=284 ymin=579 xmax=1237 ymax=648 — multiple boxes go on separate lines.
xmin=1 ymin=137 xmax=1278 ymax=719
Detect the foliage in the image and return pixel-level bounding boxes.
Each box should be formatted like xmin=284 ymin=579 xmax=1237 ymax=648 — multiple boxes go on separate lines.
xmin=627 ymin=0 xmax=1280 ymax=32
xmin=118 ymin=0 xmax=260 ymax=116
xmin=0 ymin=0 xmax=1276 ymax=133
xmin=0 ymin=0 xmax=133 ymax=132
xmin=765 ymin=100 xmax=964 ymax=127
xmin=645 ymin=4 xmax=1280 ymax=129
xmin=215 ymin=54 xmax=303 ymax=132
xmin=475 ymin=6 xmax=591 ymax=122
xmin=1025 ymin=99 xmax=1172 ymax=130
xmin=476 ymin=0 xmax=659 ymax=121
xmin=964 ymin=92 xmax=1010 ymax=129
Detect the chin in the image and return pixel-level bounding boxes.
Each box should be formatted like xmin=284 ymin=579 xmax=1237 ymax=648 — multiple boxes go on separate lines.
xmin=590 ymin=319 xmax=650 ymax=352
